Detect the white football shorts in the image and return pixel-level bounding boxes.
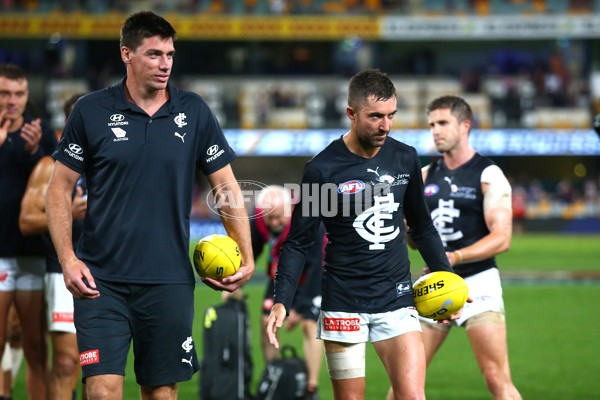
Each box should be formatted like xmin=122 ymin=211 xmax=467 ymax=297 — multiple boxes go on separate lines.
xmin=0 ymin=257 xmax=45 ymax=291
xmin=419 ymin=267 xmax=505 ymax=327
xmin=317 ymin=307 xmax=421 ymax=343
xmin=44 ymin=272 xmax=76 ymax=333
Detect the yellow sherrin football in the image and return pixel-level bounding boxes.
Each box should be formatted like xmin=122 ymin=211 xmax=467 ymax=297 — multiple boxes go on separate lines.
xmin=413 ymin=271 xmax=469 ymax=320
xmin=193 ymin=234 xmax=241 ymax=280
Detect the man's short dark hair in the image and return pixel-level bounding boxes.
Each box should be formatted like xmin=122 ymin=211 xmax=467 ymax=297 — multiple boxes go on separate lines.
xmin=426 ymin=95 xmax=474 ymax=125
xmin=347 ymin=69 xmax=396 ymax=110
xmin=63 ymin=93 xmax=86 ymax=119
xmin=120 ymin=11 xmax=177 ymax=51
xmin=0 ymin=63 xmax=26 ymax=81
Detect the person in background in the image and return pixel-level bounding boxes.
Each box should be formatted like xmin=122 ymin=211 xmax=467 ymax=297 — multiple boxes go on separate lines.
xmin=0 ymin=62 xmax=57 ymax=400
xmin=19 ymin=93 xmax=87 ymax=400
xmin=388 ymin=95 xmax=521 ymax=400
xmin=252 ymin=185 xmax=324 ymax=400
xmin=0 ymin=305 xmax=22 ymax=400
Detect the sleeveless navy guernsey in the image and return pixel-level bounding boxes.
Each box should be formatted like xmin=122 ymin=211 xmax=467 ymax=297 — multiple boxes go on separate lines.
xmin=423 ymin=153 xmax=497 ymax=278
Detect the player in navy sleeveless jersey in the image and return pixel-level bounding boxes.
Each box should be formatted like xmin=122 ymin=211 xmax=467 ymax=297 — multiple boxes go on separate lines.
xmin=45 ymin=12 xmax=254 ymax=400
xmin=266 ymin=69 xmax=460 ymax=400
xmin=405 ymin=96 xmax=521 ymax=400
xmin=0 ymin=63 xmax=57 ymax=400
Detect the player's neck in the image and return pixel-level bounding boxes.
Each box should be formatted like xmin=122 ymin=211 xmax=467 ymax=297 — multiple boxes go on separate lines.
xmin=443 ymin=146 xmax=476 ymax=170
xmin=124 ymin=78 xmax=168 ymax=117
xmin=8 ymin=115 xmax=24 ymax=133
xmin=342 ymin=132 xmax=381 ymax=158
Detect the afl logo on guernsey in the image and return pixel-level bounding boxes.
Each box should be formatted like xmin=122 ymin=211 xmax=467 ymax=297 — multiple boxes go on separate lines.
xmin=338 ymin=180 xmax=365 ymax=194
xmin=424 ymin=184 xmax=439 ymax=196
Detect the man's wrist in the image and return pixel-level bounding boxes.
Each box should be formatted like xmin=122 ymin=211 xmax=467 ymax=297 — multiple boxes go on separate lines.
xmin=453 ymin=250 xmax=463 ymax=264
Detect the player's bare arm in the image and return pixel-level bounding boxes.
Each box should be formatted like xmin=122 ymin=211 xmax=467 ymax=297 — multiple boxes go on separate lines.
xmin=19 ymin=156 xmax=54 ymax=235
xmin=447 ymin=169 xmax=512 ymax=267
xmin=21 ymin=155 xmax=87 ymax=233
xmin=46 ymin=161 xmax=99 ymax=299
xmin=266 ymin=303 xmax=287 ymax=350
xmin=204 ymin=164 xmax=255 ymax=292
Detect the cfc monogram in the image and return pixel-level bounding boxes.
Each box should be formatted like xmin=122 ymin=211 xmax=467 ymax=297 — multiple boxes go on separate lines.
xmin=353 ymin=193 xmax=400 ymax=250
xmin=182 ymin=336 xmax=193 ymax=353
xmin=431 ymin=199 xmax=463 ymax=246
xmin=174 ymin=113 xmax=187 ymax=128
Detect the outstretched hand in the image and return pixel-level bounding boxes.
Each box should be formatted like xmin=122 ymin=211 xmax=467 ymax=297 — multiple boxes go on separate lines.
xmin=265 ymin=303 xmax=287 ymax=350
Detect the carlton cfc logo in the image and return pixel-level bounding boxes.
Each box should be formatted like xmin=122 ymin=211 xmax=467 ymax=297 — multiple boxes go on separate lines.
xmin=424 ymin=184 xmax=439 ymax=196
xmin=338 ymin=180 xmax=365 ymax=194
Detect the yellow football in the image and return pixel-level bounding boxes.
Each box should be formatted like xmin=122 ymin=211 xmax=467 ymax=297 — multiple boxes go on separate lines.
xmin=193 ymin=234 xmax=241 ymax=280
xmin=413 ymin=271 xmax=469 ymax=320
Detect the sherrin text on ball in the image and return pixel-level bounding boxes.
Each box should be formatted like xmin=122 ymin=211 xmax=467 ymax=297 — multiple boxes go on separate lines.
xmin=413 ymin=271 xmax=469 ymax=320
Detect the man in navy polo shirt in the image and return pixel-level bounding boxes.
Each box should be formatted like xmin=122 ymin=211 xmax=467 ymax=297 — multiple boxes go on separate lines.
xmin=46 ymin=11 xmax=254 ymax=400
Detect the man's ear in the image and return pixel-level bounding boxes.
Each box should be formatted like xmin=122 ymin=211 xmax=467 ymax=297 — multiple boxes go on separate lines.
xmin=461 ymin=119 xmax=472 ymax=134
xmin=121 ymin=46 xmax=131 ymax=64
xmin=346 ymin=106 xmax=356 ymax=122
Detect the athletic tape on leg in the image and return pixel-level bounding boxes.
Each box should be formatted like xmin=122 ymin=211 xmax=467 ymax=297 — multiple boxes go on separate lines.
xmin=325 ymin=342 xmax=366 ymax=380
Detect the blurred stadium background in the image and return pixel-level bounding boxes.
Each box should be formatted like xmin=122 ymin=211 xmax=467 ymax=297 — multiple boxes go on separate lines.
xmin=2 ymin=1 xmax=600 ymax=397
xmin=2 ymin=0 xmax=600 ymax=236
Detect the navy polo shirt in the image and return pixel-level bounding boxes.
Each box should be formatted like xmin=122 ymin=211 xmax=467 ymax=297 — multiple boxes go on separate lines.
xmin=53 ymin=79 xmax=235 ymax=284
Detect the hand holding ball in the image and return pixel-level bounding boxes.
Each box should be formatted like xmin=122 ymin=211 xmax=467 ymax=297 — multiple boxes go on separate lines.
xmin=413 ymin=271 xmax=469 ymax=320
xmin=193 ymin=235 xmax=241 ymax=280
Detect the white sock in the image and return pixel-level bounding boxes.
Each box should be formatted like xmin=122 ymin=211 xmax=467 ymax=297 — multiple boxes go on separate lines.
xmin=0 ymin=343 xmax=10 ymax=373
xmin=10 ymin=346 xmax=23 ymax=381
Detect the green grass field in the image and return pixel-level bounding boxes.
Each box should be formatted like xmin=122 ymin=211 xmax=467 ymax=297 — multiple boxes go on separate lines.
xmin=12 ymin=233 xmax=600 ymax=399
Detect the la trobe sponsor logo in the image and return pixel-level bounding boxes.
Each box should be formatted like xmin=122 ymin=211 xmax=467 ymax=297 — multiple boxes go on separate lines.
xmin=323 ymin=318 xmax=361 ymax=331
xmin=80 ymin=349 xmax=99 ymax=366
